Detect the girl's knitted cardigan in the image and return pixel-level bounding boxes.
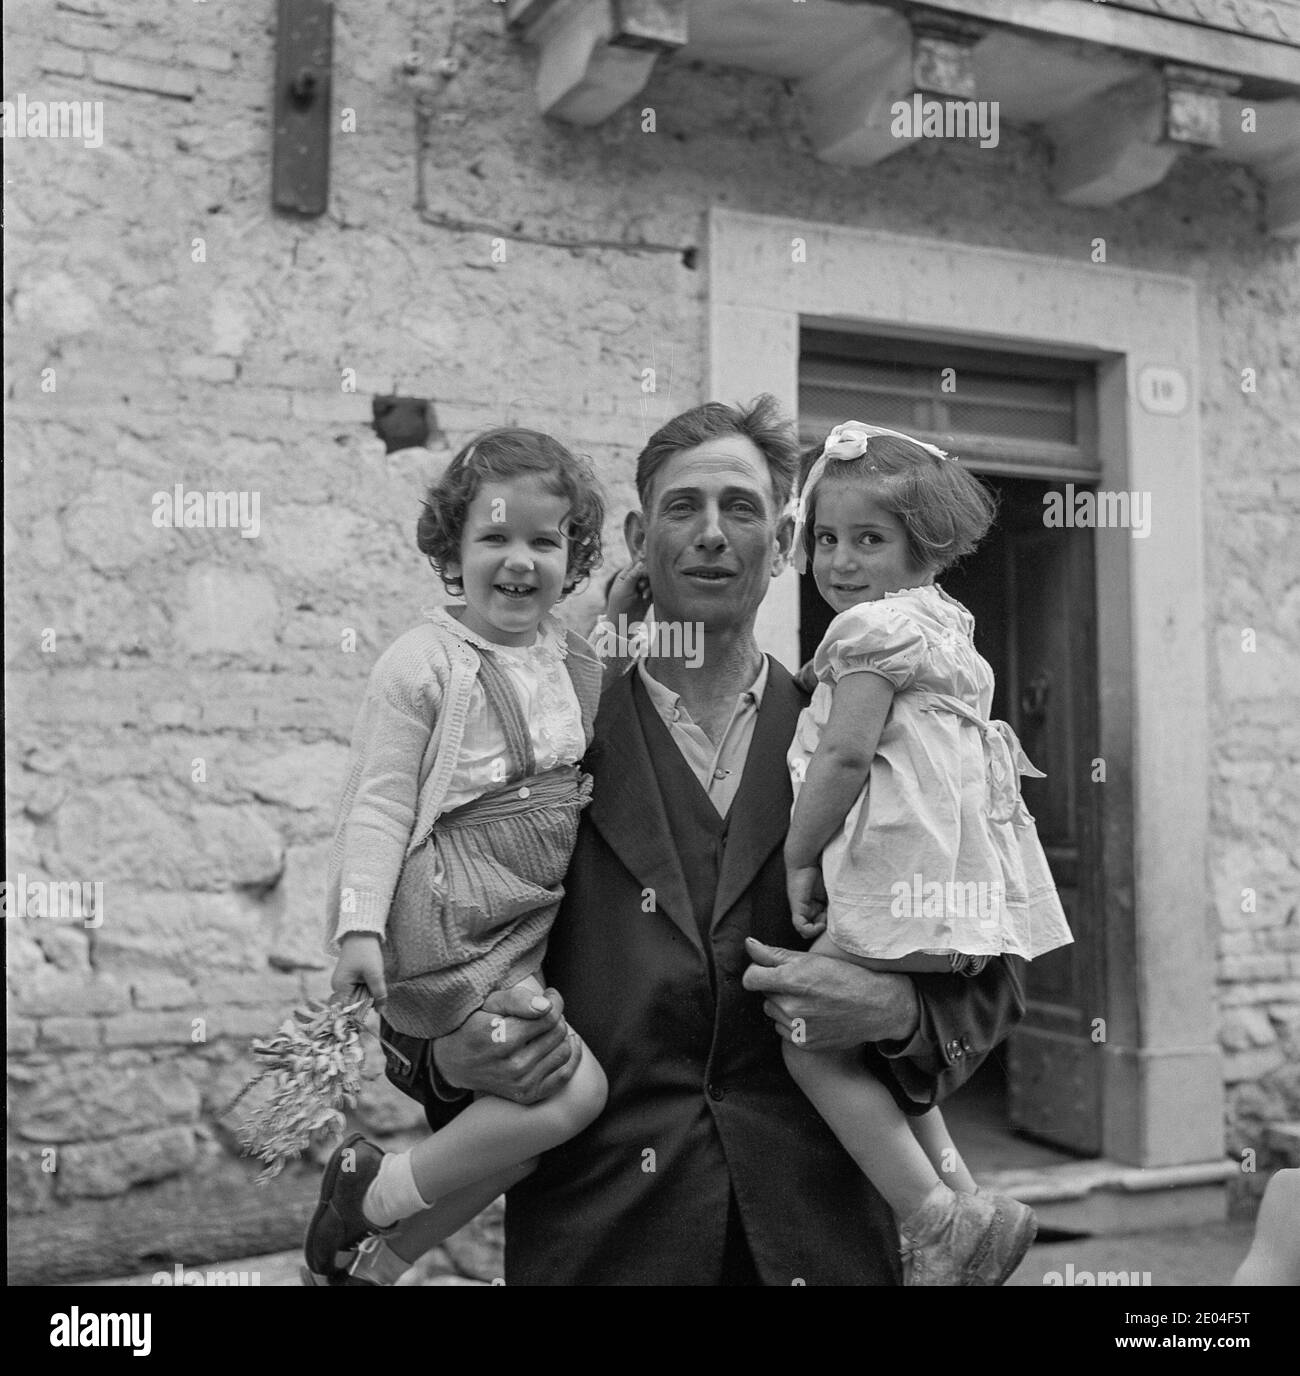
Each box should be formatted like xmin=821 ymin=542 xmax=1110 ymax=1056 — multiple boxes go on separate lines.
xmin=323 ymin=613 xmax=603 ymax=954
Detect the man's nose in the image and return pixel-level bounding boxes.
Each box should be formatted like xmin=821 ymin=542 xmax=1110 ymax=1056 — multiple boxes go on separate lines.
xmin=693 ymin=504 xmax=726 ymax=550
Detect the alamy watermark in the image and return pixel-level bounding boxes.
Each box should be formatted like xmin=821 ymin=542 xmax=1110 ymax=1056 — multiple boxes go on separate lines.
xmin=152 ymin=485 xmax=261 ymax=538
xmin=2 ymin=873 xmax=103 ymax=928
xmin=890 ymin=873 xmax=1004 ymax=929
xmin=1043 ymin=484 xmax=1151 ymax=538
xmin=891 ymin=95 xmax=999 ymax=149
xmin=590 ymin=614 xmax=704 ymax=669
xmin=151 ymin=1264 xmax=262 ymax=1286
xmin=2 ymin=94 xmax=103 ymax=149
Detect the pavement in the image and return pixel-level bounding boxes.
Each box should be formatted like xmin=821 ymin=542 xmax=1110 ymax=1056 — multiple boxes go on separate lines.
xmin=79 ymin=1218 xmax=1256 ymax=1288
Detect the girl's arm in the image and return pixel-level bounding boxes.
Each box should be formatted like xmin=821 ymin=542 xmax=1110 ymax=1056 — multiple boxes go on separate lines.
xmin=785 ymin=670 xmax=895 ymax=870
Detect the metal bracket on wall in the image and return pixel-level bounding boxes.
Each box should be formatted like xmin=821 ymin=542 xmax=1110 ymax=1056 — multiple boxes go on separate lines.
xmin=272 ymin=0 xmax=334 ymax=216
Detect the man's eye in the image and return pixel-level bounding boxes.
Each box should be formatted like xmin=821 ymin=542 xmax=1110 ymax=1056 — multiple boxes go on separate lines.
xmin=665 ymin=502 xmax=693 ymax=515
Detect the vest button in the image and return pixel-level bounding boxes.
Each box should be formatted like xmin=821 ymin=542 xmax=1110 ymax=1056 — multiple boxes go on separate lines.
xmin=707 ymin=1083 xmax=725 ymax=1102
xmin=518 ymin=786 xmax=530 ymax=799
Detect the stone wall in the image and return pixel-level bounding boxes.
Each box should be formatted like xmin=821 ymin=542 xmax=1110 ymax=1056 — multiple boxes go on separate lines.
xmin=5 ymin=0 xmax=1297 ymax=1278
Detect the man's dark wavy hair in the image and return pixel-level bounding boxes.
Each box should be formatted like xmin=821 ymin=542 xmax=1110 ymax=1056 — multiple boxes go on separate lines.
xmin=634 ymin=395 xmax=800 ymax=514
xmin=417 ymin=427 xmax=605 ymax=597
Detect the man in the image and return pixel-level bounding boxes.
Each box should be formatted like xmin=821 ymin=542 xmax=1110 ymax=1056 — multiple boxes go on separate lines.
xmin=333 ymin=397 xmax=1025 ymax=1285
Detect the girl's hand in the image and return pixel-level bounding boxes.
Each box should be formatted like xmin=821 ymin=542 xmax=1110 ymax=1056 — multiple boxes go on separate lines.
xmin=787 ymin=866 xmax=828 ymax=939
xmin=604 ymin=559 xmax=651 ymax=625
xmin=331 ymin=933 xmax=387 ymax=1007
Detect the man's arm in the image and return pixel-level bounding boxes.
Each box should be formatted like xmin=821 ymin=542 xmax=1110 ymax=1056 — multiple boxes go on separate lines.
xmin=743 ymin=938 xmax=1026 ymax=1108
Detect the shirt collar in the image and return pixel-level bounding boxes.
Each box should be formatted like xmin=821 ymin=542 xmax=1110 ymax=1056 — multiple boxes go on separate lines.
xmin=637 ymin=654 xmax=769 ymax=715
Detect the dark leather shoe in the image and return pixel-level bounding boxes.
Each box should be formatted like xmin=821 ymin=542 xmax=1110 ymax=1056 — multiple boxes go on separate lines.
xmin=303 ymin=1133 xmax=385 ymax=1279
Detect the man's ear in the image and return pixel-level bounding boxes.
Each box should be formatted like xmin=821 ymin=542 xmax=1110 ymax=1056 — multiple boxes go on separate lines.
xmin=624 ymin=509 xmax=647 ymax=562
xmin=772 ymin=511 xmax=795 ymax=576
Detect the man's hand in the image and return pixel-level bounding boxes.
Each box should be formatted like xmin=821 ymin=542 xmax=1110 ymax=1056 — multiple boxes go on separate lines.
xmin=603 ymin=558 xmax=651 ymax=625
xmin=331 ymin=933 xmax=387 ymax=1007
xmin=432 ymin=983 xmax=582 ymax=1105
xmin=742 ymin=937 xmax=919 ymax=1052
xmin=786 ymin=866 xmax=827 ymax=939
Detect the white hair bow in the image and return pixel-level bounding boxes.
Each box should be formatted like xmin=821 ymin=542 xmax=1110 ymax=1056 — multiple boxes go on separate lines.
xmin=790 ymin=421 xmax=952 ymax=574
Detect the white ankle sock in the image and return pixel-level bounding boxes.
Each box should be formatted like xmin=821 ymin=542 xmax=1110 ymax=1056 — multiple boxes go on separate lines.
xmin=362 ymin=1151 xmax=431 ymax=1228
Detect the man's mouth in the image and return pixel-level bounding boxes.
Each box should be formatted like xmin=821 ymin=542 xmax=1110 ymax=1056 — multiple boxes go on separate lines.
xmin=494 ymin=583 xmax=537 ymax=600
xmin=681 ymin=566 xmax=736 ymax=583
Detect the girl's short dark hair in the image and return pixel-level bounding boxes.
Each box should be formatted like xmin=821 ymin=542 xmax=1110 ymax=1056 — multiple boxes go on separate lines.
xmin=799 ymin=433 xmax=997 ymax=573
xmin=417 ymin=428 xmax=605 ymax=597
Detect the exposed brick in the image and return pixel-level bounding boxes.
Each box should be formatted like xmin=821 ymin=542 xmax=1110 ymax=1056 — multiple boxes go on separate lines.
xmin=56 ymin=1127 xmax=196 ymax=1198
xmin=1220 ymin=955 xmax=1291 ymax=982
xmin=89 ymin=54 xmax=197 ymax=99
xmin=39 ymin=46 xmax=89 ymax=78
xmin=289 ymin=391 xmax=374 ymax=425
xmin=14 ymin=971 xmax=130 ymax=1019
xmin=130 ymin=974 xmax=196 ymax=1010
xmin=102 ymin=1011 xmax=205 ymax=1047
xmin=184 ymin=43 xmax=237 ymax=74
xmin=39 ymin=1017 xmax=104 ymax=1051
xmin=177 ymin=355 xmax=239 ymax=384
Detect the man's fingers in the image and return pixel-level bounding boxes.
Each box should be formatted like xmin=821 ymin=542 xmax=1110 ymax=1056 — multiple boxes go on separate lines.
xmin=528 ymin=1034 xmax=583 ymax=1103
xmin=482 ymin=983 xmax=558 ymax=1021
xmin=762 ymin=997 xmax=794 ymax=1029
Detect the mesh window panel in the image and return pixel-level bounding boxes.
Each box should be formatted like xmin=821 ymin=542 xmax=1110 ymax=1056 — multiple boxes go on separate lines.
xmin=801 ymin=356 xmax=1077 ymax=447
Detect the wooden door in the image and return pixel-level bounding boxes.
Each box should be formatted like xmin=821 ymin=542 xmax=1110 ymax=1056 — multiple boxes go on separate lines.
xmin=943 ymin=479 xmax=1104 ymax=1155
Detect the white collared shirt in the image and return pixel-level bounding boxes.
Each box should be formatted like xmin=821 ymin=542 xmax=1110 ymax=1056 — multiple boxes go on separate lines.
xmin=636 ymin=657 xmax=769 ymax=817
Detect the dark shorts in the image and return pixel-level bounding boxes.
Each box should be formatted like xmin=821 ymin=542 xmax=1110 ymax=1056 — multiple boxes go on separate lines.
xmin=377 ymin=1017 xmax=468 ymax=1133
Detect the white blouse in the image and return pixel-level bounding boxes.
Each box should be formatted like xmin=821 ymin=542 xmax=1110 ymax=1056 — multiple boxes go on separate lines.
xmin=427 ymin=608 xmax=587 ymax=814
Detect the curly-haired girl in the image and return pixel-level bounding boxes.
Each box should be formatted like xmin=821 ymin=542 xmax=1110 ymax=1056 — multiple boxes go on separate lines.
xmin=778 ymin=422 xmax=1073 ymax=1286
xmin=305 ymin=427 xmax=609 ymax=1284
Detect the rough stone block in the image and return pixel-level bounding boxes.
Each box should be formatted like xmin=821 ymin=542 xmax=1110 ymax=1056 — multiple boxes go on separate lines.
xmin=204 ymin=971 xmax=302 ymax=1007
xmin=15 ymin=1063 xmax=201 ymax=1143
xmin=131 ymin=974 xmax=197 ymax=1010
xmin=8 ymin=1148 xmax=56 ymax=1215
xmin=177 ymin=355 xmax=237 ymax=383
xmin=241 ymin=742 xmax=350 ymax=813
xmin=56 ymin=1127 xmax=197 ymax=1198
xmin=185 ymin=43 xmax=237 ymax=73
xmin=39 ymin=1017 xmax=104 ymax=1051
xmin=8 ymin=1016 xmax=39 ymax=1053
xmin=13 ymin=970 xmax=131 ymax=1019
xmin=191 ymin=804 xmax=285 ymax=890
xmin=176 ymin=568 xmax=280 ymax=657
xmin=92 ymin=891 xmax=266 ymax=980
xmin=1223 ymin=1045 xmax=1285 ymax=1085
xmin=102 ymin=1011 xmax=206 ymax=1048
xmin=90 ymin=54 xmax=197 ymax=99
xmin=40 ymin=46 xmax=89 ymax=77
xmin=265 ymin=840 xmax=332 ymax=972
xmin=1219 ymin=1006 xmax=1280 ymax=1052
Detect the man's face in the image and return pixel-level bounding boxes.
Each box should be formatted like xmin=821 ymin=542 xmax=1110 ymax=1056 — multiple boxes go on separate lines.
xmin=626 ymin=434 xmax=791 ymax=634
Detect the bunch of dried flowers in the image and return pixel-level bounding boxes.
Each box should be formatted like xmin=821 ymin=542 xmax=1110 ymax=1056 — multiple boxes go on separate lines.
xmin=224 ymin=996 xmax=371 ymax=1182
